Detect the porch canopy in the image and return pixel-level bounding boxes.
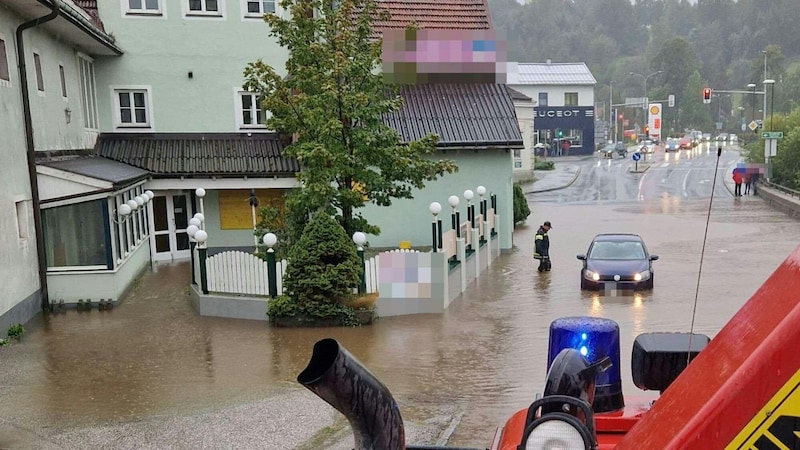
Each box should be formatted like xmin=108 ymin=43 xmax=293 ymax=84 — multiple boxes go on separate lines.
xmin=37 ymin=155 xmax=150 ymax=204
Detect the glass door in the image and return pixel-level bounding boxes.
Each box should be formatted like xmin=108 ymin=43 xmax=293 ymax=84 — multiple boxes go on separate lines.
xmin=151 ymin=192 xmax=192 ymax=261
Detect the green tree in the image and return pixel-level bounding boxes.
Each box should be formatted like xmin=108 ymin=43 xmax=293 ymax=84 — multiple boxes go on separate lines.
xmin=513 ymin=184 xmax=531 ymax=226
xmin=283 ymin=212 xmax=361 ymax=307
xmin=243 ymin=0 xmax=457 ymax=240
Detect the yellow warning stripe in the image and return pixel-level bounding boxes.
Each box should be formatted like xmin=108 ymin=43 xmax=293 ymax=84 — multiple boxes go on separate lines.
xmin=726 ymin=366 xmax=800 ymax=449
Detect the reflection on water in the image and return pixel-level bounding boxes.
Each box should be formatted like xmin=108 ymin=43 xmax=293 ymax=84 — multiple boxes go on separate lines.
xmin=0 ymin=195 xmax=798 ymax=447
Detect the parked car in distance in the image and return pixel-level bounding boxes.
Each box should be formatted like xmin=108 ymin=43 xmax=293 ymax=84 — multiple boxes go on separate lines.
xmin=664 ymin=138 xmax=679 ymax=152
xmin=577 ymin=234 xmax=659 ymax=291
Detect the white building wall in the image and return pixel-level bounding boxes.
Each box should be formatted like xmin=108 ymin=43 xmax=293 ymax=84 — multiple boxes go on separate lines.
xmin=508 ymin=85 xmax=595 ymax=107
xmin=513 ymin=100 xmax=535 ymax=173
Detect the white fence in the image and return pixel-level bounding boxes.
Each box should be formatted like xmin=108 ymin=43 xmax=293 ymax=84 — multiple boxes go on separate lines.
xmin=202 ymin=250 xmax=378 ymax=297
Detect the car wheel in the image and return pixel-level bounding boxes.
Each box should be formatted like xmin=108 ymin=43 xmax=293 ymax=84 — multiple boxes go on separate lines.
xmin=646 ymin=273 xmax=654 ymax=289
xmin=580 ymin=274 xmax=588 ymax=290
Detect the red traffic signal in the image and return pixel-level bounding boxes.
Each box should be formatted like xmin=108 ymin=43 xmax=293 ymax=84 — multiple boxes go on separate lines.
xmin=703 ymin=87 xmax=711 ymax=101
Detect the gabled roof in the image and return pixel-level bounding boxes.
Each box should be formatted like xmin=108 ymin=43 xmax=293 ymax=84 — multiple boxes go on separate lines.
xmin=373 ymin=0 xmax=491 ymax=37
xmin=73 ymin=0 xmax=105 ymax=31
xmin=383 ymin=83 xmax=523 ymax=149
xmin=96 ymin=133 xmax=300 ymax=178
xmin=509 ymin=62 xmax=597 ymax=86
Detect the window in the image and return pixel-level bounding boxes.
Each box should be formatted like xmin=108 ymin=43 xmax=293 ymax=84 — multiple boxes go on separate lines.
xmin=42 ymin=200 xmax=108 ymax=268
xmin=15 ymin=200 xmax=30 ymax=243
xmin=244 ymin=0 xmax=276 ymax=16
xmin=114 ymin=89 xmax=151 ymax=128
xmin=187 ymin=0 xmax=222 ymax=15
xmin=127 ymin=0 xmax=162 ymax=14
xmin=33 ymin=53 xmax=44 ymax=91
xmin=78 ymin=56 xmax=99 ymax=129
xmin=565 ymin=92 xmax=578 ymax=106
xmin=538 ymin=92 xmax=548 ymax=107
xmin=0 ymin=38 xmax=9 ymax=83
xmin=237 ymin=90 xmax=271 ymax=129
xmin=59 ymin=65 xmax=67 ymax=98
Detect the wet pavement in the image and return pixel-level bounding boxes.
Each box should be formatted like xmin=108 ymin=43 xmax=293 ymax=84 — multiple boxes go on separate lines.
xmin=2 ymin=144 xmax=800 ymax=449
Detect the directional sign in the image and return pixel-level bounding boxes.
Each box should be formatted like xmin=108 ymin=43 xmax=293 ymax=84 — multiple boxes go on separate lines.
xmin=761 ymin=132 xmax=784 ymax=139
xmin=726 ymin=367 xmax=800 ymax=449
xmin=632 ymin=152 xmax=641 ymax=161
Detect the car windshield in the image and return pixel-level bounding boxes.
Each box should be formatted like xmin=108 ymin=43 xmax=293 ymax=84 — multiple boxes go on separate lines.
xmin=589 ymin=240 xmax=646 ymax=260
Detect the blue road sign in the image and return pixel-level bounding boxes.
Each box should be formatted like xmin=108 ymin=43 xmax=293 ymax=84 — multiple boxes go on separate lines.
xmin=632 ymin=152 xmax=641 ymax=161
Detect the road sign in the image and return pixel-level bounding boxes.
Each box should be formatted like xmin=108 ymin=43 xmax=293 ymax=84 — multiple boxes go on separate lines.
xmin=748 ymin=121 xmax=758 ymax=132
xmin=632 ymin=152 xmax=641 ymax=161
xmin=726 ymin=367 xmax=800 ymax=449
xmin=761 ymin=132 xmax=783 ymax=139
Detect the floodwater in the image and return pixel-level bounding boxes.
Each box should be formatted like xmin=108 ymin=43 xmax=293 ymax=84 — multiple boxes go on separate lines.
xmin=2 ymin=151 xmax=799 ymax=448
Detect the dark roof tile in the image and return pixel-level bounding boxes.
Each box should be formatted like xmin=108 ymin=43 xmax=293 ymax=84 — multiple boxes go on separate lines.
xmin=384 ymin=83 xmax=523 ymax=148
xmin=96 ymin=133 xmax=300 ymax=177
xmin=73 ymin=0 xmax=106 ymax=31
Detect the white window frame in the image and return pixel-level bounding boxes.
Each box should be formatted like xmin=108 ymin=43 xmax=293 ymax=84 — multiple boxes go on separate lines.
xmin=77 ymin=54 xmax=99 ymax=130
xmin=122 ymin=0 xmax=165 ymax=17
xmin=235 ymin=88 xmax=272 ymax=131
xmin=184 ymin=0 xmax=225 ymax=18
xmin=241 ymin=0 xmax=281 ymax=19
xmin=0 ymin=35 xmax=11 ymax=87
xmin=112 ymin=86 xmax=154 ymax=130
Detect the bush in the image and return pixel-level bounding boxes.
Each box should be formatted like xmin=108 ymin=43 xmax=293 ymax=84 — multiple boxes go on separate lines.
xmin=282 ymin=212 xmax=362 ymax=305
xmin=513 ymin=183 xmax=531 ymax=226
xmin=534 ymin=160 xmax=555 ymax=170
xmin=7 ymin=324 xmax=24 ymax=341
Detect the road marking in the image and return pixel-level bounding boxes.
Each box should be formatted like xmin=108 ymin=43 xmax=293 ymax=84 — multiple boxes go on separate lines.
xmin=637 ymin=172 xmax=647 ymax=200
xmin=682 ymin=168 xmax=692 ymax=197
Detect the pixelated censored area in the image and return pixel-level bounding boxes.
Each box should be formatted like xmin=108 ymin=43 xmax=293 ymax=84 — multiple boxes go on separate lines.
xmin=378 ymin=252 xmax=444 ymax=299
xmin=382 ymin=29 xmax=508 ymax=84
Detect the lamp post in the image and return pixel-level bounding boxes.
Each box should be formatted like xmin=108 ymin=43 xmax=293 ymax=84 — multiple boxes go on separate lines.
xmin=263 ymin=232 xmax=278 ymax=298
xmin=464 ymin=189 xmax=474 ymax=251
xmin=764 ymin=79 xmax=775 ymax=131
xmin=609 ymin=81 xmax=615 ymax=143
xmin=352 ymin=232 xmax=366 ymax=294
xmin=477 ymin=185 xmax=487 ymax=242
xmin=195 ymin=188 xmax=206 ymax=227
xmin=429 ymin=202 xmax=442 ymax=252
xmin=448 ymin=195 xmax=460 ymax=239
xmin=738 ymin=106 xmax=745 ymax=134
xmin=747 ymin=83 xmax=757 ymax=125
xmin=195 ymin=229 xmax=209 ymax=294
xmin=628 ymin=71 xmax=662 ymax=134
xmin=187 ymin=221 xmax=199 ymax=285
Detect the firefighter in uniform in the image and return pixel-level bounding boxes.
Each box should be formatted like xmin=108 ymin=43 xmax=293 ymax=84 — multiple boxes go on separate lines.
xmin=534 ymin=221 xmax=552 ymax=272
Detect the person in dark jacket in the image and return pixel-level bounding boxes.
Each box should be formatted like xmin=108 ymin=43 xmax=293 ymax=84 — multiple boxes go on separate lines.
xmin=534 ymin=221 xmax=552 ymax=272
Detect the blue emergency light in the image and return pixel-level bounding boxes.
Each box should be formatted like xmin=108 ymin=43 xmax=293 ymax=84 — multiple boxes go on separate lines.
xmin=547 ymin=316 xmax=623 ymax=413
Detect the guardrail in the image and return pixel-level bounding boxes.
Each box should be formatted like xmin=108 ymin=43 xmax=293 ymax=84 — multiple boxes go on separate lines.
xmin=761 ymin=179 xmax=800 ymax=199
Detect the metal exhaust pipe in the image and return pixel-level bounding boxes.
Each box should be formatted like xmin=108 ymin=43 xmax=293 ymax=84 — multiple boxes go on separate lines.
xmin=298 ymin=338 xmax=405 ymax=450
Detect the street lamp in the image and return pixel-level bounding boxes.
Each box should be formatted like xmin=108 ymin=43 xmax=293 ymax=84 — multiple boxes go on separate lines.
xmin=764 ymin=79 xmax=775 ymax=131
xmin=609 ymin=81 xmax=615 ymax=143
xmin=738 ymin=106 xmax=745 ymax=134
xmin=352 ymin=232 xmax=367 ymax=294
xmin=194 ymin=228 xmax=209 ymax=294
xmin=429 ymin=202 xmax=442 ymax=252
xmin=263 ymin=232 xmax=278 ymax=298
xmin=747 ymin=83 xmax=757 ymax=125
xmin=448 ymin=195 xmax=460 ymax=239
xmin=628 ymin=71 xmax=662 ymax=134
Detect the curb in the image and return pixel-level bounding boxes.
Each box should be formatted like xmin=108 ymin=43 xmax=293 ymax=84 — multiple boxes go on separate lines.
xmin=528 ymin=166 xmax=582 ymax=194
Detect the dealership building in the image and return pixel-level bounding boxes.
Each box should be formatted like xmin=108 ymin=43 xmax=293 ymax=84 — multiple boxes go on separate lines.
xmin=507 ymin=61 xmax=597 ymax=157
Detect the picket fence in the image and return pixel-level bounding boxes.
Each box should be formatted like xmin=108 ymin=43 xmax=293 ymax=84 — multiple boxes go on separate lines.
xmin=204 ymin=250 xmax=379 ymax=297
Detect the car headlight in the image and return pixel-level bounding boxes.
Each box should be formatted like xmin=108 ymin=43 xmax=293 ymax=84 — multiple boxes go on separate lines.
xmin=634 ymin=270 xmax=651 ymax=281
xmin=584 ymin=270 xmax=600 ymax=281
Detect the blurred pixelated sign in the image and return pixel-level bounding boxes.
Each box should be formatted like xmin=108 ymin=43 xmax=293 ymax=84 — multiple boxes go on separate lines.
xmin=382 ymin=29 xmax=506 ymax=84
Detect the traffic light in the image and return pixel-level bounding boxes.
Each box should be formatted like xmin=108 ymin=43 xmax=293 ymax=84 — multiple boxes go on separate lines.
xmin=644 ymin=125 xmax=650 ymax=134
xmin=703 ymin=87 xmax=711 ymax=102
xmin=618 ymin=113 xmax=623 ymax=120
xmin=556 ymin=129 xmax=563 ymax=138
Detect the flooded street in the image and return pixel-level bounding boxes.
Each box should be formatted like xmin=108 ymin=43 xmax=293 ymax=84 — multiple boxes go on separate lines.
xmin=2 ymin=148 xmax=800 ymax=448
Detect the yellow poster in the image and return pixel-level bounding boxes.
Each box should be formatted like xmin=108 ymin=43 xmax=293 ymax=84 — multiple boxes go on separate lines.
xmin=219 ymin=189 xmax=286 ymax=230
xmin=726 ymin=367 xmax=800 ymax=449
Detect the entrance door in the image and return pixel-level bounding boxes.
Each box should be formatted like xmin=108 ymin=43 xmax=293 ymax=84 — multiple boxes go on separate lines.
xmin=151 ymin=192 xmax=192 ymax=262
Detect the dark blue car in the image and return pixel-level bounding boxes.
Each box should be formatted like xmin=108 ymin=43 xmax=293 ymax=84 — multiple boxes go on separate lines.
xmin=577 ymin=234 xmax=658 ymax=290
